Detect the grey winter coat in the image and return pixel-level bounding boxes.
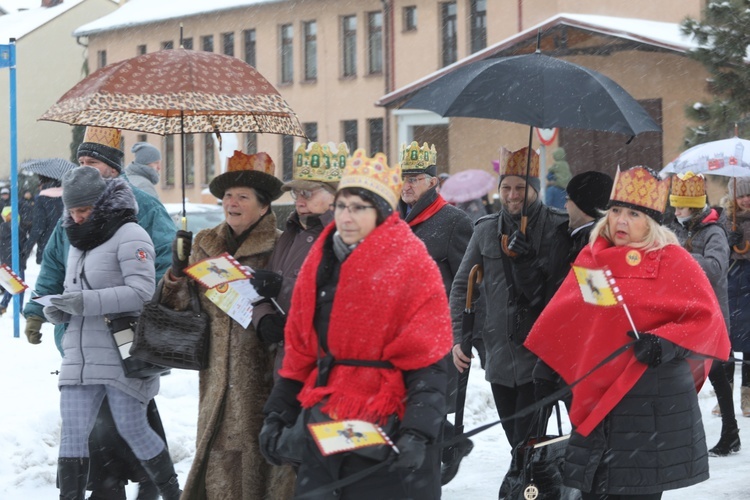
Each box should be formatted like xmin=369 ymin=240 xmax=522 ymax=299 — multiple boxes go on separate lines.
xmin=57 ymin=179 xmax=157 ymax=403
xmin=668 ymin=207 xmax=730 ymax=330
xmin=450 ymin=199 xmax=570 ymax=386
xmin=124 ymin=162 xmax=160 ymax=199
xmin=564 ymin=352 xmax=709 ymax=495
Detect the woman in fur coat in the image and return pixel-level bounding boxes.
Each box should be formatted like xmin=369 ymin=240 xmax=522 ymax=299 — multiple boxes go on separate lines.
xmin=43 ymin=166 xmax=180 ymax=500
xmin=259 ymin=150 xmax=453 ymax=499
xmin=162 ymin=152 xmax=296 ymax=499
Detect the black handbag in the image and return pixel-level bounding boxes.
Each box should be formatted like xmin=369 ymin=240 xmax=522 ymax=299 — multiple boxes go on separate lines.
xmin=499 ymin=405 xmax=582 ymax=500
xmin=107 ymin=315 xmax=170 ymax=379
xmin=130 ymin=280 xmax=210 ymax=371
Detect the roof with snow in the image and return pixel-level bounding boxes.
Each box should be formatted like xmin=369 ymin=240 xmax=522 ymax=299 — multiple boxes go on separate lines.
xmin=378 ymin=13 xmax=701 ymax=108
xmin=0 ymin=0 xmax=85 ymax=40
xmin=75 ymin=0 xmax=287 ymax=36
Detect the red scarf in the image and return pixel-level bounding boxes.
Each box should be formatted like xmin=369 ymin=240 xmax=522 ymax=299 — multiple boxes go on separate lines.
xmin=525 ymin=237 xmax=730 ymax=436
xmin=280 ymin=214 xmax=453 ymax=423
xmin=407 ymin=194 xmax=448 ymax=227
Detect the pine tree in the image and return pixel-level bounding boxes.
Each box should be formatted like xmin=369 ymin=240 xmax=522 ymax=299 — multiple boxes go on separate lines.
xmin=681 ymin=0 xmax=750 ymax=146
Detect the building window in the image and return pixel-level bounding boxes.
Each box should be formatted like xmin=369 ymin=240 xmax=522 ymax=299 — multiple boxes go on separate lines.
xmin=280 ymin=24 xmax=293 ymax=84
xmin=244 ymin=133 xmax=258 ymax=154
xmin=470 ymin=0 xmax=487 ymax=53
xmin=97 ymin=50 xmax=106 ymax=69
xmin=441 ymin=2 xmax=457 ymax=67
xmin=162 ymin=41 xmax=174 ymax=50
xmin=185 ymin=134 xmax=195 ymax=185
xmin=303 ymin=21 xmax=317 ymax=81
xmin=201 ymin=35 xmax=214 ymax=52
xmin=368 ymin=118 xmax=384 ymax=155
xmin=368 ymin=12 xmax=383 ymax=74
xmin=163 ymin=136 xmax=175 ymax=187
xmin=282 ymin=135 xmax=294 ymax=181
xmin=243 ymin=29 xmax=256 ymax=67
xmin=137 ymin=134 xmax=147 ymax=143
xmin=342 ymin=120 xmax=358 ymax=151
xmin=204 ymin=134 xmax=215 ymax=184
xmin=182 ymin=37 xmax=193 ymax=50
xmin=342 ymin=15 xmax=357 ymax=77
xmin=304 ymin=122 xmax=318 ymax=142
xmin=137 ymin=45 xmax=147 ymax=55
xmin=403 ymin=6 xmax=417 ymax=31
xmin=222 ymin=32 xmax=234 ymax=56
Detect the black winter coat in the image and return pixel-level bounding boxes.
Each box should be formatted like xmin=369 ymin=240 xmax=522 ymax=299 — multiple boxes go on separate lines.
xmin=23 ymin=190 xmax=63 ymax=264
xmin=564 ymin=355 xmax=708 ymax=495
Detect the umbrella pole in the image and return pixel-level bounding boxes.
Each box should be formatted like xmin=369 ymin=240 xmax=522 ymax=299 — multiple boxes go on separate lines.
xmin=180 ymin=111 xmax=187 ymax=230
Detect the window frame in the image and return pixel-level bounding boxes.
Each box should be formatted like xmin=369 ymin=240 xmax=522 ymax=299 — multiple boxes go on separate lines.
xmin=222 ymin=32 xmax=235 ymax=56
xmin=201 ymin=35 xmax=214 ymax=52
xmin=280 ymin=23 xmax=294 ymax=84
xmin=341 ymin=15 xmax=357 ymax=78
xmin=367 ymin=11 xmax=383 ymax=75
xmin=243 ymin=29 xmax=256 ymax=67
xmin=470 ymin=0 xmax=487 ymax=54
xmin=303 ymin=20 xmax=317 ymax=81
xmin=441 ymin=2 xmax=458 ymax=67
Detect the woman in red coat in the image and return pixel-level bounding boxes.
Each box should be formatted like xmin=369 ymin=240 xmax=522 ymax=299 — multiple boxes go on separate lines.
xmin=526 ymin=167 xmax=730 ymax=500
xmin=259 ymin=149 xmax=453 ymax=499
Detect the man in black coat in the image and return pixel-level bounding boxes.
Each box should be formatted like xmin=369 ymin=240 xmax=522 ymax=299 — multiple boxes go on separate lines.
xmin=396 ymin=141 xmax=474 ymax=485
xmin=564 ymin=171 xmax=613 ymax=261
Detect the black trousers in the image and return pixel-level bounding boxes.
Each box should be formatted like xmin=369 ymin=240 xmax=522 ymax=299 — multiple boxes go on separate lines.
xmin=581 ymin=493 xmax=662 ymax=500
xmin=709 ymin=359 xmax=738 ymax=429
xmin=490 ymin=382 xmax=535 ymax=448
xmin=724 ymin=353 xmax=750 ymax=386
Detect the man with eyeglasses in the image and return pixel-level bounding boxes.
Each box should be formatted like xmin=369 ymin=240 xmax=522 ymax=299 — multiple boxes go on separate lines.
xmin=397 ymin=142 xmax=475 ymax=485
xmin=250 ymin=143 xmax=342 ymax=366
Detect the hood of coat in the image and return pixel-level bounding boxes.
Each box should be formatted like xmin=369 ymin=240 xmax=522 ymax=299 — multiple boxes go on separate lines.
xmin=125 ymin=162 xmax=160 ymax=185
xmin=62 ymin=177 xmax=137 ymax=228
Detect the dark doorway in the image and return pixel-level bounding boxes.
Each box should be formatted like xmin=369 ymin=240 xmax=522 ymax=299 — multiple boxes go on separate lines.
xmin=413 ymin=124 xmax=449 ymax=174
xmin=559 ymin=99 xmax=663 ymax=178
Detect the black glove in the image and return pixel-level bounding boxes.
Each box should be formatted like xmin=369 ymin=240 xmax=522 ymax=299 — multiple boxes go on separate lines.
xmin=391 ymin=430 xmax=428 ymax=472
xmin=257 ymin=314 xmax=286 ymax=344
xmin=534 ymin=379 xmax=557 ymax=404
xmin=728 ymin=230 xmax=744 ymax=248
xmin=171 ymin=230 xmax=193 ymax=278
xmin=250 ymin=269 xmax=283 ymax=299
xmin=259 ymin=412 xmax=287 ymax=466
xmin=507 ymin=231 xmax=535 ymax=261
xmin=627 ymin=331 xmax=662 ymax=368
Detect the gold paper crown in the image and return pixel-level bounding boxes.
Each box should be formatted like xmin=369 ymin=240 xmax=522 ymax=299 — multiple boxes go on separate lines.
xmin=338 ymin=149 xmax=403 ymax=209
xmin=609 ymin=166 xmax=671 ymax=221
xmin=83 ymin=126 xmax=121 ymax=149
xmin=400 ymin=142 xmax=437 ymax=172
xmin=227 ymin=150 xmax=275 ymax=174
xmin=669 ymin=171 xmax=706 ymax=209
xmin=501 ymin=147 xmax=540 ymax=178
xmin=293 ymin=142 xmax=347 ymax=183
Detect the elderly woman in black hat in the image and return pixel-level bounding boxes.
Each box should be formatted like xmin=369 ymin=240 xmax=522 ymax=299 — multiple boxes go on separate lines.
xmin=160 ymin=151 xmax=295 ymax=499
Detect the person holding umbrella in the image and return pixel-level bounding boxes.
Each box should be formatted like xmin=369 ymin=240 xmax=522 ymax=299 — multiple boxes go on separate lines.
xmin=526 ymin=166 xmax=730 ymax=499
xmin=396 ymin=141 xmax=474 ymax=485
xmin=259 ymin=149 xmax=452 ymax=498
xmin=163 ymin=150 xmax=296 ymax=499
xmin=668 ymin=172 xmax=737 ymax=456
xmin=450 ymin=146 xmax=571 ymax=454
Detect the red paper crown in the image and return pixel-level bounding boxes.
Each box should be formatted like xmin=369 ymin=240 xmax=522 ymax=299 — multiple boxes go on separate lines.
xmin=669 ymin=172 xmax=706 ymax=209
xmin=609 ymin=166 xmax=671 ymax=222
xmin=500 ymin=146 xmax=539 ymax=178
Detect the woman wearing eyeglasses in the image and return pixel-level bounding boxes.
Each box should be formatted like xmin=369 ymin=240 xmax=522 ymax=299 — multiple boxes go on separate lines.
xmin=250 ymin=143 xmax=342 ymax=374
xmin=260 ymin=149 xmax=453 ymax=499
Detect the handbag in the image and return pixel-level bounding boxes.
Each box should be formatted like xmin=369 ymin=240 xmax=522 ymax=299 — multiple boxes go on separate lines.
xmin=499 ymin=405 xmax=581 ymax=500
xmin=130 ymin=280 xmax=210 ymax=371
xmin=107 ymin=315 xmax=170 ymax=379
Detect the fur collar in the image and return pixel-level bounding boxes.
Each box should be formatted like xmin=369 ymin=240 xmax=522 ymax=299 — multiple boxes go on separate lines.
xmin=194 ymin=211 xmax=279 ymax=259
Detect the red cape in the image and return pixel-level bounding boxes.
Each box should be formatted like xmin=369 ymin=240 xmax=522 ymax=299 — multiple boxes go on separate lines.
xmin=525 ymin=237 xmax=730 ymax=436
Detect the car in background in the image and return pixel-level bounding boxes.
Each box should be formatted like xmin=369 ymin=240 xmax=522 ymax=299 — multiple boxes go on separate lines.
xmin=164 ymin=202 xmax=225 ymax=233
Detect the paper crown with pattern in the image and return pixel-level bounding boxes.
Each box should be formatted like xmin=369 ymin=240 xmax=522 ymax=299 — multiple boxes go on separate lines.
xmin=500 ymin=146 xmax=540 ymax=178
xmin=83 ymin=126 xmax=121 ymax=149
xmin=338 ymin=149 xmax=403 ymax=209
xmin=208 ymin=151 xmax=283 ymax=201
xmin=608 ymin=166 xmax=671 ymax=223
xmin=400 ymin=141 xmax=437 ymax=175
xmin=669 ymin=171 xmax=706 ymax=209
xmin=292 ymin=142 xmax=346 ymax=183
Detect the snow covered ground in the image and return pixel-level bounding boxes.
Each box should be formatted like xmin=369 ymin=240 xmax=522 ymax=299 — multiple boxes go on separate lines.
xmin=2 ymin=259 xmax=749 ymax=498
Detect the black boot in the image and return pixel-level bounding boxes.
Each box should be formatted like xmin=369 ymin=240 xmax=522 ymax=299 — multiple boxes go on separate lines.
xmin=58 ymin=457 xmax=89 ymax=500
xmin=135 ymin=479 xmax=160 ymax=500
xmin=139 ymin=449 xmax=181 ymax=500
xmin=709 ymin=427 xmax=741 ymax=457
xmin=440 ymin=436 xmax=474 ymax=485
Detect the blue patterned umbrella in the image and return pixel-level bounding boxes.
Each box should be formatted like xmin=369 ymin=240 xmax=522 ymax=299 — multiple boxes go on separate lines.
xmin=20 ymin=158 xmax=77 ymax=180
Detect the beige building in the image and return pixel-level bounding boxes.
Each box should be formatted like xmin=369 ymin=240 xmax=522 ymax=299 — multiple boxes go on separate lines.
xmin=0 ymin=0 xmax=118 ymax=178
xmin=74 ymin=0 xmax=711 ymax=203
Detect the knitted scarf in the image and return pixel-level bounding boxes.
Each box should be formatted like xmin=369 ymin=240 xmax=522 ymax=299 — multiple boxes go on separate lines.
xmin=280 ymin=213 xmax=453 ymax=423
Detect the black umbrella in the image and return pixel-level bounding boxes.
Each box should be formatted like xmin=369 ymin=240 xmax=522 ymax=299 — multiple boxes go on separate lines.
xmin=455 ymin=264 xmax=483 ymax=438
xmin=401 ymin=47 xmax=660 ymax=251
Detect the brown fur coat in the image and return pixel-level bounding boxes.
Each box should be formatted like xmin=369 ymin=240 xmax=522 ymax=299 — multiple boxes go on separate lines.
xmin=161 ymin=213 xmax=295 ymax=500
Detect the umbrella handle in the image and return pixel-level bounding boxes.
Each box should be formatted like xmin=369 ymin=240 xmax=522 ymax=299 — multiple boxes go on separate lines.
xmin=465 ymin=264 xmax=484 ymax=309
xmin=734 ymin=241 xmax=750 ymax=255
xmin=501 ymin=216 xmax=527 ymax=257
